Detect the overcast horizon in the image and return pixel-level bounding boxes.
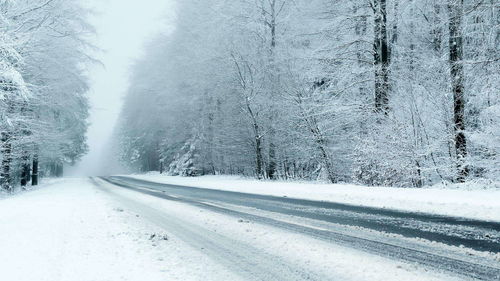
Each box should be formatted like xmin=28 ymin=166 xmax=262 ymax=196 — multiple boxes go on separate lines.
xmin=65 ymin=0 xmax=174 ymax=176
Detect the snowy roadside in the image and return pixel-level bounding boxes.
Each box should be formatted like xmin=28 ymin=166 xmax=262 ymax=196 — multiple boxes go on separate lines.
xmin=0 ymin=178 xmax=65 ymax=198
xmin=129 ymin=173 xmax=500 ymax=222
xmin=0 ymin=178 xmax=240 ymax=281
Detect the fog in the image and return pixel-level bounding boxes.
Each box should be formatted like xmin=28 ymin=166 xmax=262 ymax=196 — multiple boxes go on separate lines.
xmin=65 ymin=0 xmax=174 ymax=176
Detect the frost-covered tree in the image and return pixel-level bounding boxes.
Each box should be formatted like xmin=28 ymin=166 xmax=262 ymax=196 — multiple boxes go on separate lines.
xmin=117 ymin=0 xmax=499 ymax=187
xmin=0 ymin=0 xmax=92 ymax=190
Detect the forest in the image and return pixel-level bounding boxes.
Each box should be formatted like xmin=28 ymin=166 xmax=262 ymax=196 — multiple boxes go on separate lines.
xmin=0 ymin=0 xmax=91 ymax=191
xmin=1 ymin=0 xmax=499 ymax=191
xmin=117 ymin=0 xmax=499 ymax=187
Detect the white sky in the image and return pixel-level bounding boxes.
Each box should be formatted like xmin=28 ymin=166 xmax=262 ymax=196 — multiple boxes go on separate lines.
xmin=66 ymin=0 xmax=174 ymax=176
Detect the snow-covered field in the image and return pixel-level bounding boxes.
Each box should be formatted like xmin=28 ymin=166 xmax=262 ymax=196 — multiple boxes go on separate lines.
xmin=0 ymin=178 xmax=465 ymax=281
xmin=130 ymin=173 xmax=500 ymax=222
xmin=0 ymin=178 xmax=239 ymax=281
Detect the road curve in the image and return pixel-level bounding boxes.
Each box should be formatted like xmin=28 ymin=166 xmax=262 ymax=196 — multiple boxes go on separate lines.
xmin=98 ymin=176 xmax=500 ymax=280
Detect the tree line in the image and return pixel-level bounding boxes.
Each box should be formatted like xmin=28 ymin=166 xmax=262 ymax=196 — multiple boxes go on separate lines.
xmin=117 ymin=0 xmax=499 ymax=187
xmin=1 ymin=0 xmax=91 ymax=191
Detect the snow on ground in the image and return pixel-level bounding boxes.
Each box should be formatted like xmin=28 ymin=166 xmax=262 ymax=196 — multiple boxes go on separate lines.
xmin=130 ymin=173 xmax=500 ymax=222
xmin=0 ymin=178 xmax=240 ymax=281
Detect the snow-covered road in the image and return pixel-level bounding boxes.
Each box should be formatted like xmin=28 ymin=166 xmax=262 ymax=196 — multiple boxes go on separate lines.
xmin=104 ymin=176 xmax=500 ymax=254
xmin=128 ymin=174 xmax=500 ymax=222
xmin=1 ymin=178 xmax=499 ymax=281
xmin=99 ymin=176 xmax=500 ymax=280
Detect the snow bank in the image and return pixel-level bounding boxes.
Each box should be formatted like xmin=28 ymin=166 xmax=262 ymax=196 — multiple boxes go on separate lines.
xmin=130 ymin=173 xmax=500 ymax=222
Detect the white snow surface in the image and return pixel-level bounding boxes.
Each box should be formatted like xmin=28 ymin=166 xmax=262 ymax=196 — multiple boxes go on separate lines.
xmin=130 ymin=173 xmax=500 ymax=222
xmin=0 ymin=178 xmax=239 ymax=281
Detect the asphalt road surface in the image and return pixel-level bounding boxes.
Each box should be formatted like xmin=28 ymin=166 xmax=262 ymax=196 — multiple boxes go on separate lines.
xmin=96 ymin=176 xmax=500 ymax=280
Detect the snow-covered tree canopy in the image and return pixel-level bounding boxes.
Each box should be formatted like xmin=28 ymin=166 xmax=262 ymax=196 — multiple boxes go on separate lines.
xmin=1 ymin=0 xmax=93 ymax=190
xmin=116 ymin=0 xmax=499 ymax=187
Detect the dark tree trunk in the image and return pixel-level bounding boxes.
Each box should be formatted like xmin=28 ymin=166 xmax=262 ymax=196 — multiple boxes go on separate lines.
xmin=432 ymin=5 xmax=443 ymax=52
xmin=307 ymin=118 xmax=336 ymax=183
xmin=32 ymin=153 xmax=39 ymax=186
xmin=267 ymin=142 xmax=277 ymax=179
xmin=20 ymin=100 xmax=32 ymax=188
xmin=231 ymin=53 xmax=265 ymax=180
xmin=1 ymin=131 xmax=13 ymax=192
xmin=246 ymin=99 xmax=264 ymax=179
xmin=1 ymin=80 xmax=14 ymax=192
xmin=415 ymin=160 xmax=423 ymax=188
xmin=206 ymin=94 xmax=216 ymax=175
xmin=373 ymin=0 xmax=390 ymax=113
xmin=448 ymin=0 xmax=468 ymax=182
xmin=266 ymin=0 xmax=279 ymax=179
xmin=247 ymin=100 xmax=264 ymax=179
xmin=316 ymin=135 xmax=336 ymax=183
xmin=55 ymin=163 xmax=63 ymax=177
xmin=391 ymin=1 xmax=399 ymax=44
xmin=21 ymin=157 xmax=30 ymax=187
xmin=255 ymin=131 xmax=264 ymax=179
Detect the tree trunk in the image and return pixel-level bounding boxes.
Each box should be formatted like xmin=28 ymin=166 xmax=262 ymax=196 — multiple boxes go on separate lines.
xmin=373 ymin=0 xmax=390 ymax=113
xmin=1 ymin=131 xmax=12 ymax=192
xmin=266 ymin=0 xmax=278 ymax=179
xmin=247 ymin=101 xmax=264 ymax=179
xmin=21 ymin=155 xmax=30 ymax=188
xmin=294 ymin=88 xmax=337 ymax=183
xmin=317 ymin=140 xmax=336 ymax=183
xmin=20 ymin=100 xmax=32 ymax=188
xmin=432 ymin=5 xmax=443 ymax=52
xmin=56 ymin=163 xmax=63 ymax=177
xmin=391 ymin=1 xmax=399 ymax=44
xmin=255 ymin=131 xmax=264 ymax=179
xmin=448 ymin=0 xmax=468 ymax=182
xmin=308 ymin=117 xmax=336 ymax=183
xmin=206 ymin=94 xmax=216 ymax=175
xmin=231 ymin=53 xmax=265 ymax=179
xmin=415 ymin=160 xmax=423 ymax=188
xmin=32 ymin=153 xmax=39 ymax=186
